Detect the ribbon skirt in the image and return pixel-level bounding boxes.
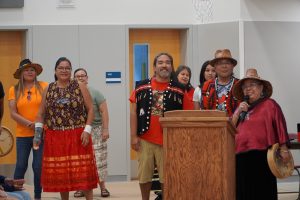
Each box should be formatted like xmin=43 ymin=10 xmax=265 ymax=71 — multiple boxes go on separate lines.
xmin=41 ymin=128 xmax=98 ymax=192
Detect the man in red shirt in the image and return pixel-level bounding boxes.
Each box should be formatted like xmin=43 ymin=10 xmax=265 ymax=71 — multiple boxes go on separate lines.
xmin=130 ymin=53 xmax=186 ymax=200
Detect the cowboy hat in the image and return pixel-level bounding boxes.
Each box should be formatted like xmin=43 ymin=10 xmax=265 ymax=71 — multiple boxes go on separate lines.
xmin=233 ymin=68 xmax=273 ymax=101
xmin=210 ymin=49 xmax=237 ymax=67
xmin=14 ymin=59 xmax=43 ymax=79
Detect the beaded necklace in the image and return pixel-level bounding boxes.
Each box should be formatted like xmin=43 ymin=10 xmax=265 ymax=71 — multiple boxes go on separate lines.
xmin=215 ymin=77 xmax=234 ymax=112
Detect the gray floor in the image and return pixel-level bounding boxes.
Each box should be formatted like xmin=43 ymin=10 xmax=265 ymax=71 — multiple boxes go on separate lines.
xmin=21 ymin=176 xmax=300 ymax=200
xmin=278 ymin=175 xmax=300 ymax=200
xmin=24 ymin=180 xmax=157 ymax=200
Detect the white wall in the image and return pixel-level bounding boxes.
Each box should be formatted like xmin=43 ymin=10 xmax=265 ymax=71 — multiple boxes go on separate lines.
xmin=0 ymin=0 xmax=239 ymax=25
xmin=32 ymin=25 xmax=129 ymax=180
xmin=244 ymin=21 xmax=300 ymax=134
xmin=241 ymin=0 xmax=300 ymax=21
xmin=193 ymin=22 xmax=240 ymax=83
xmin=3 ymin=1 xmax=300 ymax=26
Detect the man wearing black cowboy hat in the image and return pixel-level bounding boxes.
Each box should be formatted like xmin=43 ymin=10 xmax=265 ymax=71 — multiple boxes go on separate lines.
xmin=202 ymin=49 xmax=240 ymax=117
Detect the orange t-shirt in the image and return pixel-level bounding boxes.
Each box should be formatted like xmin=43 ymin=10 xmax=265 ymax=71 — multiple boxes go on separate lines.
xmin=8 ymin=81 xmax=48 ymax=137
xmin=130 ymin=79 xmax=169 ymax=145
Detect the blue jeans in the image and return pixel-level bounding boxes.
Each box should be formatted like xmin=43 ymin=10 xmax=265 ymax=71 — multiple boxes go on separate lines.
xmin=14 ymin=137 xmax=43 ymax=199
xmin=6 ymin=191 xmax=31 ymax=200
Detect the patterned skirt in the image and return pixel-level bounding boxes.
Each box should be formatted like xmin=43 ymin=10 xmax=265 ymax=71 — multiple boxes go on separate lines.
xmin=91 ymin=125 xmax=108 ymax=182
xmin=41 ymin=127 xmax=98 ymax=192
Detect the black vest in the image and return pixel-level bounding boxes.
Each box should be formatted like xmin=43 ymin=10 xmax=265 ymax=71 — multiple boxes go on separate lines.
xmin=135 ymin=78 xmax=184 ymax=136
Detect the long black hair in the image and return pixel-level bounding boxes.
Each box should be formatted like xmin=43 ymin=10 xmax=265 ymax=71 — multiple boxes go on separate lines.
xmin=199 ymin=60 xmax=210 ymax=88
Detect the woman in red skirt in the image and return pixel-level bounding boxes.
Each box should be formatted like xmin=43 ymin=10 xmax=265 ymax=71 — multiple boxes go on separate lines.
xmin=34 ymin=57 xmax=98 ymax=200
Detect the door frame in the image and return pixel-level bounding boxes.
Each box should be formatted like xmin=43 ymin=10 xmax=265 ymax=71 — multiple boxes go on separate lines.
xmin=125 ymin=25 xmax=194 ymax=181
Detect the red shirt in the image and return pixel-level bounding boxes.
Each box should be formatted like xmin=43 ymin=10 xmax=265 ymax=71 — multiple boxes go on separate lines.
xmin=183 ymin=88 xmax=195 ymax=110
xmin=130 ymin=78 xmax=190 ymax=145
xmin=235 ymin=98 xmax=290 ymax=154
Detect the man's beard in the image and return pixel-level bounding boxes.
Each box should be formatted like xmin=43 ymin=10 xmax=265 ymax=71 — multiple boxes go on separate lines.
xmin=158 ymin=70 xmax=171 ymax=79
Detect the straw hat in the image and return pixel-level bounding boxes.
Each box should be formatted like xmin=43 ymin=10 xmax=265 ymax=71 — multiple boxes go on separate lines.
xmin=210 ymin=49 xmax=237 ymax=67
xmin=14 ymin=59 xmax=43 ymax=79
xmin=233 ymin=68 xmax=273 ymax=101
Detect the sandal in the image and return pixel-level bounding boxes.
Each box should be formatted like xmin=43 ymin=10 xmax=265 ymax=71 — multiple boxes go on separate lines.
xmin=101 ymin=188 xmax=110 ymax=197
xmin=74 ymin=190 xmax=85 ymax=198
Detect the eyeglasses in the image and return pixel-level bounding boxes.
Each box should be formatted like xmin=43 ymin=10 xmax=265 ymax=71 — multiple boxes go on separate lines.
xmin=57 ymin=67 xmax=72 ymax=72
xmin=27 ymin=91 xmax=31 ymax=101
xmin=75 ymin=75 xmax=87 ymax=79
xmin=242 ymin=82 xmax=261 ymax=90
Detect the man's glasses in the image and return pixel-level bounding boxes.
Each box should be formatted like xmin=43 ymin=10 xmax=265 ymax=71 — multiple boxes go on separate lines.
xmin=27 ymin=91 xmax=31 ymax=101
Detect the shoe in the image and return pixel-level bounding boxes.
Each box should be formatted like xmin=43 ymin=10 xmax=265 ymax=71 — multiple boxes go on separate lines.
xmin=74 ymin=190 xmax=85 ymax=198
xmin=154 ymin=191 xmax=162 ymax=200
xmin=101 ymin=188 xmax=110 ymax=197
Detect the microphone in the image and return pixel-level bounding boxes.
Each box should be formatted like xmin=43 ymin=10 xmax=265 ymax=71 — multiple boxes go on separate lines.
xmin=239 ymin=95 xmax=249 ymax=122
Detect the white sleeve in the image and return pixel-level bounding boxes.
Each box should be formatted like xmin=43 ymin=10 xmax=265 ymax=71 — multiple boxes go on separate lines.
xmin=193 ymin=86 xmax=202 ymax=102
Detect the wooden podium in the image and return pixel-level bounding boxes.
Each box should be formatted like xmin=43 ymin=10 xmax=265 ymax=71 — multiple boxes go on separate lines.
xmin=159 ymin=110 xmax=236 ymax=200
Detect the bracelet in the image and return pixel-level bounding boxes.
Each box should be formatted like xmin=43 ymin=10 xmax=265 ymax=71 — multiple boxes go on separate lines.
xmin=280 ymin=149 xmax=289 ymax=153
xmin=102 ymin=128 xmax=109 ymax=131
xmin=84 ymin=125 xmax=92 ymax=134
xmin=233 ymin=109 xmax=241 ymax=116
xmin=35 ymin=122 xmax=44 ymax=128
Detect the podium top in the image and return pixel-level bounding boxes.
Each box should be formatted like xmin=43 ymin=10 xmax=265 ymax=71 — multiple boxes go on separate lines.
xmin=160 ymin=110 xmax=236 ymax=134
xmin=164 ymin=110 xmax=228 ymax=118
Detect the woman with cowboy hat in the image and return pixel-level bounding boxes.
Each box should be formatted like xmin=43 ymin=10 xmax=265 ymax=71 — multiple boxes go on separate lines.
xmin=8 ymin=59 xmax=48 ymax=200
xmin=232 ymin=68 xmax=290 ymax=200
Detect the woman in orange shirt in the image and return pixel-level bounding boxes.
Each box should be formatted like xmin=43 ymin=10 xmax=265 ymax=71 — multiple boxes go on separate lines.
xmin=8 ymin=59 xmax=48 ymax=200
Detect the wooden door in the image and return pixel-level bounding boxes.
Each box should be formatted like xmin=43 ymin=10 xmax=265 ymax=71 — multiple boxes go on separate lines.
xmin=0 ymin=31 xmax=25 ymax=164
xmin=129 ymin=29 xmax=183 ymax=163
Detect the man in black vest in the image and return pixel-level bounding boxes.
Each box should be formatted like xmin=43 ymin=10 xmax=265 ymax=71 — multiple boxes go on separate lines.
xmin=130 ymin=52 xmax=186 ymax=200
